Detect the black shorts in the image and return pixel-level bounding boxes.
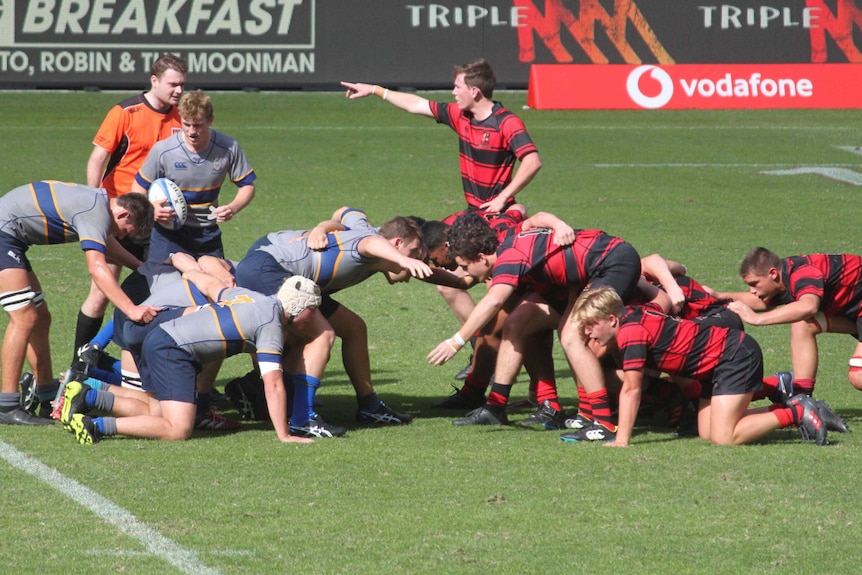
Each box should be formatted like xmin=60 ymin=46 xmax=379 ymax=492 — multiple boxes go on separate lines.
xmin=585 ymin=241 xmax=642 ymax=304
xmin=701 ymin=333 xmax=764 ymax=398
xmin=692 ymin=307 xmax=744 ymax=331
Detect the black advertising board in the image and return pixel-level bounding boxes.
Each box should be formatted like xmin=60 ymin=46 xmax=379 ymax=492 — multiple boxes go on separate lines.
xmin=0 ymin=0 xmax=860 ymax=89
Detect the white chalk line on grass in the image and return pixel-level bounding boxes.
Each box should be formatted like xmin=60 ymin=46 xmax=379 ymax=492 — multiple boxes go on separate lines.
xmin=0 ymin=439 xmax=221 ymax=575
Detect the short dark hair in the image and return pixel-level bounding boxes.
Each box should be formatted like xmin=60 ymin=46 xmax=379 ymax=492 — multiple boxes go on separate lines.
xmin=116 ymin=193 xmax=154 ymax=239
xmin=150 ymin=53 xmax=188 ymax=78
xmin=447 ymin=211 xmax=498 ymax=261
xmin=739 ymin=247 xmax=781 ymax=276
xmin=454 ymin=58 xmax=496 ymax=99
xmin=421 ymin=220 xmax=449 ymax=252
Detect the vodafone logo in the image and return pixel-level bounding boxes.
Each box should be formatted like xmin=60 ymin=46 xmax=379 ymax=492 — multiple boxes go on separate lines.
xmin=528 ymin=63 xmax=859 ymax=111
xmin=626 ymin=65 xmax=674 ymax=109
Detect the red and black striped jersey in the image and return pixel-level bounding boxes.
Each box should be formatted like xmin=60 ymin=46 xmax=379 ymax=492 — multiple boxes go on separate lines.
xmin=442 ymin=208 xmax=525 ymax=244
xmin=431 ymin=101 xmax=537 ymax=208
xmin=618 ymin=306 xmax=744 ymax=380
xmin=643 ymin=273 xmax=729 ymax=319
xmin=490 ymin=227 xmax=622 ymax=294
xmin=769 ymin=254 xmax=862 ymax=319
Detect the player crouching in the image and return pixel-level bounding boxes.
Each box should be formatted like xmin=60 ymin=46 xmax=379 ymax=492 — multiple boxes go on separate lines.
xmin=567 ymin=286 xmax=848 ymax=447
xmin=61 ymin=274 xmax=323 ymax=444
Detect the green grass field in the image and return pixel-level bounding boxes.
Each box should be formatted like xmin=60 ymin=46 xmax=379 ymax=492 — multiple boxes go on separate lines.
xmin=1 ymin=91 xmax=862 ymax=574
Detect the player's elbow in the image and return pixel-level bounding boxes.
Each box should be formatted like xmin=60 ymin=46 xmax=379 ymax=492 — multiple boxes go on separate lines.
xmin=523 ymin=151 xmax=542 ymax=172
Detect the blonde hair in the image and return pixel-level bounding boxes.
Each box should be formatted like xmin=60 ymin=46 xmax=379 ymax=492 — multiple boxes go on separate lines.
xmin=178 ymin=89 xmax=213 ymax=123
xmin=570 ymin=286 xmax=624 ymax=337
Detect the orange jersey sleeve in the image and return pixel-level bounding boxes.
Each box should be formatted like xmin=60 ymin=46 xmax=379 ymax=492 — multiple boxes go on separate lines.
xmin=92 ymin=94 xmax=181 ymax=197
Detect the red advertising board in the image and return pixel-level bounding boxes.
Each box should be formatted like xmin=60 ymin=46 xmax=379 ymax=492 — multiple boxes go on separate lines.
xmin=527 ymin=63 xmax=862 ymax=110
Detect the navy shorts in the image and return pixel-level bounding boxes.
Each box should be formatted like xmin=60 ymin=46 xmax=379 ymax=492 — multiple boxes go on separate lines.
xmin=148 ymin=224 xmax=224 ymax=265
xmin=120 ymin=306 xmax=186 ymax=359
xmin=0 ymin=231 xmax=32 ymax=272
xmin=138 ymin=327 xmax=200 ymax=403
xmin=234 ymin=238 xmax=287 ymax=296
xmin=702 ymin=333 xmax=764 ymax=398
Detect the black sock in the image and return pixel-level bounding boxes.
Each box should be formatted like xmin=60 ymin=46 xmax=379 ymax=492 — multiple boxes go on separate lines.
xmin=73 ymin=311 xmax=104 ymax=364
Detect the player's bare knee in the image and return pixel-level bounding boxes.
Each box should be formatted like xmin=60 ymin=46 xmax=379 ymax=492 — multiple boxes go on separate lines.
xmin=792 ymin=315 xmax=825 ymax=337
xmin=34 ymin=294 xmax=51 ymax=324
xmin=558 ymin=324 xmax=583 ymax=352
xmin=848 ymin=357 xmax=862 ymax=390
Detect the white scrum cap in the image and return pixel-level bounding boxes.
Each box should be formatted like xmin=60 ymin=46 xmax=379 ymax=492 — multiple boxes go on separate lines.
xmin=276 ymin=275 xmax=322 ymax=319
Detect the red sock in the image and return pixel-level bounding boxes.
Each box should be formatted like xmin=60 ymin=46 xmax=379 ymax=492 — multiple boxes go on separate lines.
xmin=576 ymin=385 xmax=592 ymax=420
xmin=769 ymin=403 xmax=805 ymax=427
xmin=534 ymin=379 xmax=561 ymax=410
xmin=754 ymin=374 xmax=779 ymax=401
xmin=794 ymin=378 xmax=814 ymax=396
xmin=773 ymin=404 xmax=803 ymax=428
xmin=681 ymin=381 xmax=701 ymax=400
xmin=585 ymin=389 xmax=616 ymax=430
xmin=487 ymin=382 xmax=512 ymax=407
xmin=461 ymin=372 xmax=490 ymax=397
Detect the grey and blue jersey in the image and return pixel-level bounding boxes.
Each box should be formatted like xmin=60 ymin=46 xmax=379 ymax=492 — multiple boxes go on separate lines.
xmin=0 ymin=181 xmax=111 ymax=253
xmin=255 ymin=209 xmax=380 ymax=294
xmin=159 ymin=287 xmax=284 ymax=366
xmin=134 ymin=130 xmax=255 ymax=228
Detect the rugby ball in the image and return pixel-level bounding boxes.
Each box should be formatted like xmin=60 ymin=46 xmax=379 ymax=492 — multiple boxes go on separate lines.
xmin=148 ymin=178 xmax=187 ymax=231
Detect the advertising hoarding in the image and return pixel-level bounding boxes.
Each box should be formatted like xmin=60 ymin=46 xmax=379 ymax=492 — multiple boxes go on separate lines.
xmin=0 ymin=1 xmax=860 ymax=90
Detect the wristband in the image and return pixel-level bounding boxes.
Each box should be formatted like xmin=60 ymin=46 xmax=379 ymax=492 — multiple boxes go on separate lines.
xmin=452 ymin=332 xmax=466 ymax=347
xmin=383 ymin=88 xmax=389 ymax=101
xmin=445 ymin=338 xmax=463 ymax=353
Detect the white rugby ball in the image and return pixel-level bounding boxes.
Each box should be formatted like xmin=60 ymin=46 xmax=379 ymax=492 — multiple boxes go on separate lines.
xmin=148 ymin=178 xmax=188 ymax=230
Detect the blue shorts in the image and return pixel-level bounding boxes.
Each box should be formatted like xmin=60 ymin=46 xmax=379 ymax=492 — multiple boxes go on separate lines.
xmin=148 ymin=224 xmax=224 ymax=265
xmin=120 ymin=306 xmax=186 ymax=363
xmin=234 ymin=237 xmax=287 ymax=295
xmin=138 ymin=327 xmax=200 ymax=403
xmin=0 ymin=231 xmax=32 ymax=272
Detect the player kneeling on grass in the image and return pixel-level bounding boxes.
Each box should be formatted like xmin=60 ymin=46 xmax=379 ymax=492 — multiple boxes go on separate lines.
xmin=0 ymin=181 xmax=158 ymax=426
xmin=63 ymin=274 xmax=323 ymax=444
xmin=569 ymin=286 xmax=848 ymax=447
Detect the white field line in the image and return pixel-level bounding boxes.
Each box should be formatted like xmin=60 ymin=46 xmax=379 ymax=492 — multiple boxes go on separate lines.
xmin=0 ymin=440 xmax=221 ymax=575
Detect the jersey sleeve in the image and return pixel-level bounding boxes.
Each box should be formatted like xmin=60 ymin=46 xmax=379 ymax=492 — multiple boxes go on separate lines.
xmin=618 ymin=323 xmax=650 ymax=372
xmin=228 ymin=139 xmax=256 ymax=187
xmin=253 ymin=300 xmax=285 ymax=366
xmin=339 ymin=208 xmax=371 ymax=231
xmin=91 ymin=105 xmax=126 ymax=153
xmin=134 ymin=140 xmax=165 ymax=189
xmin=489 ymin=246 xmax=530 ymax=289
xmin=500 ymin=113 xmax=538 ymax=160
xmin=787 ymin=263 xmax=825 ymax=301
xmin=430 ymin=101 xmax=456 ymax=131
